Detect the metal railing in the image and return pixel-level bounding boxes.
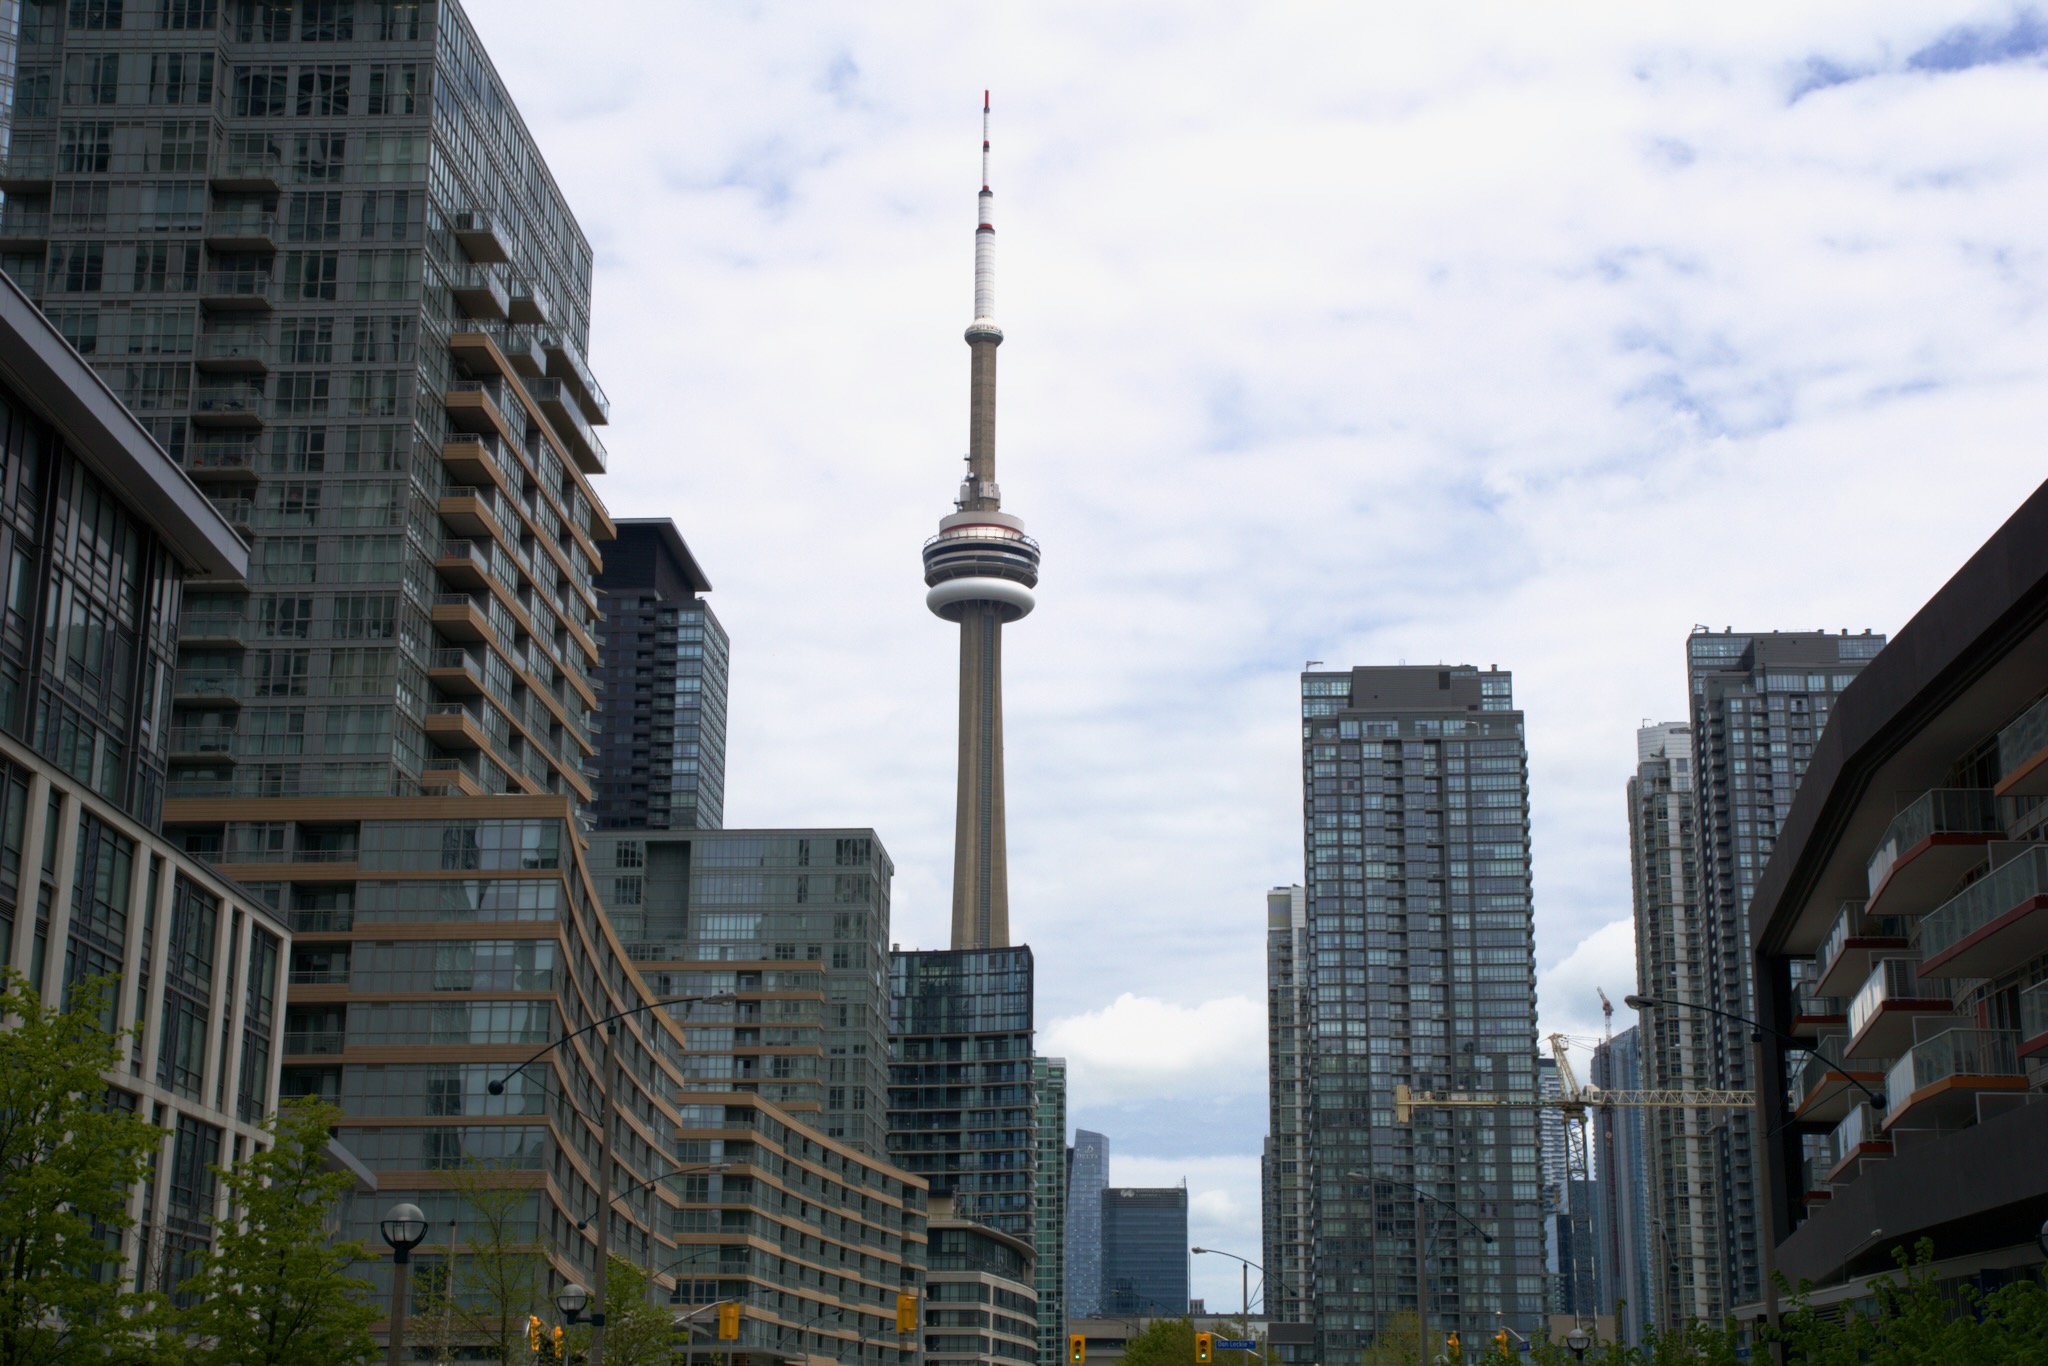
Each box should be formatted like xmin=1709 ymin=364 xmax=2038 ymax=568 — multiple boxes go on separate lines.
xmin=166 ymin=728 xmax=236 ymax=756
xmin=0 ymin=210 xmax=49 ymax=239
xmin=2021 ymin=977 xmax=2048 ymax=1045
xmin=1847 ymin=957 xmax=1946 ymax=1040
xmin=199 ymin=269 xmax=275 ymax=300
xmin=1865 ymin=789 xmax=2001 ymax=897
xmin=206 ymin=211 xmax=277 ymax=239
xmin=1996 ymin=693 xmax=2048 ymax=783
xmin=1791 ymin=978 xmax=1844 ymax=1020
xmin=1885 ymin=1027 xmax=2021 ymax=1110
xmin=172 ymin=671 xmax=243 ymax=699
xmin=1790 ymin=1042 xmax=1851 ymax=1113
xmin=185 ymin=442 xmax=259 ymax=473
xmin=1917 ymin=844 xmax=2048 ymax=965
xmin=282 ymin=1031 xmax=346 ymax=1056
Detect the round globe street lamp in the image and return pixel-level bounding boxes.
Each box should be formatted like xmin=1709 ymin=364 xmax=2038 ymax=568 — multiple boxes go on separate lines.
xmin=558 ymin=1281 xmax=592 ymax=1323
xmin=380 ymin=1202 xmax=429 ymax=1366
xmin=2037 ymin=1217 xmax=2048 ymax=1260
xmin=1564 ymin=1325 xmax=1592 ymax=1359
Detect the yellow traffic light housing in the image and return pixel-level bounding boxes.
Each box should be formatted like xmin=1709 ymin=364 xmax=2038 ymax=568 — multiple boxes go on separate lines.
xmin=527 ymin=1315 xmax=542 ymax=1353
xmin=1446 ymin=1330 xmax=1461 ymax=1363
xmin=1196 ymin=1332 xmax=1214 ymax=1364
xmin=896 ymin=1293 xmax=919 ymax=1333
xmin=552 ymin=1325 xmax=565 ymax=1355
xmin=718 ymin=1301 xmax=742 ymax=1340
xmin=1068 ymin=1333 xmax=1087 ymax=1364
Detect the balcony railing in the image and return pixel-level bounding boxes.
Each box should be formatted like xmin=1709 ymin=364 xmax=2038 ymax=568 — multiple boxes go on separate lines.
xmin=1846 ymin=957 xmax=1948 ymax=1043
xmin=1866 ymin=789 xmax=2001 ymax=898
xmin=172 ymin=671 xmax=243 ymax=699
xmin=166 ymin=728 xmax=237 ymax=756
xmin=1831 ymin=1100 xmax=1886 ymax=1161
xmin=2021 ymin=978 xmax=2048 ymax=1052
xmin=282 ymin=1031 xmax=346 ymax=1056
xmin=287 ymin=967 xmax=350 ymax=985
xmin=1997 ymin=693 xmax=2048 ymax=787
xmin=0 ymin=210 xmax=49 ymax=240
xmin=1884 ymin=1027 xmax=2022 ymax=1111
xmin=199 ymin=269 xmax=276 ymax=303
xmin=1916 ymin=843 xmax=2048 ymax=973
xmin=1791 ymin=978 xmax=1845 ymax=1023
xmin=205 ymin=210 xmax=277 ymax=240
xmin=185 ymin=443 xmax=259 ymax=474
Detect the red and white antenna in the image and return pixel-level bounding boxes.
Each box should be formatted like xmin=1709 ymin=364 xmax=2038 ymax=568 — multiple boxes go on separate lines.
xmin=974 ymin=91 xmax=996 ymax=325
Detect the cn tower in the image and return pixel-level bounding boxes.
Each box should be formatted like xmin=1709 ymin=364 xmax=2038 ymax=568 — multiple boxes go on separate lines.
xmin=922 ymin=93 xmax=1040 ymax=951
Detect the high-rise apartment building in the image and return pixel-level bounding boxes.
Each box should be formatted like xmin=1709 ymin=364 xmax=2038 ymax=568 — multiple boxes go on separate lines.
xmin=0 ymin=270 xmax=296 ymax=1305
xmin=1591 ymin=1025 xmax=1653 ymax=1343
xmin=1031 ymin=1056 xmax=1067 ymax=1366
xmin=1298 ymin=665 xmax=1546 ymax=1355
xmin=1263 ymin=883 xmax=1311 ymax=1325
xmin=926 ymin=1196 xmax=1041 ymax=1366
xmin=1625 ymin=720 xmax=1719 ymax=1325
xmin=1101 ymin=1186 xmax=1189 ymax=1316
xmin=592 ymin=518 xmax=726 ymax=831
xmin=1067 ymin=1127 xmax=1108 ymax=1318
xmin=1684 ymin=630 xmax=1882 ymax=1313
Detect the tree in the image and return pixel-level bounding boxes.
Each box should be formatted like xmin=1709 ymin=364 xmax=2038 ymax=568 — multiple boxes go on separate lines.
xmin=171 ymin=1097 xmax=379 ymax=1366
xmin=0 ymin=969 xmax=161 ymax=1366
xmin=1359 ymin=1311 xmax=1423 ymax=1366
xmin=597 ymin=1254 xmax=682 ymax=1366
xmin=443 ymin=1158 xmax=548 ymax=1362
xmin=1121 ymin=1315 xmax=1199 ymax=1366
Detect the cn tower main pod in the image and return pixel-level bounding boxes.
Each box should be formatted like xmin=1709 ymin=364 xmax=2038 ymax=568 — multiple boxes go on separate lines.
xmin=921 ymin=93 xmax=1040 ymax=953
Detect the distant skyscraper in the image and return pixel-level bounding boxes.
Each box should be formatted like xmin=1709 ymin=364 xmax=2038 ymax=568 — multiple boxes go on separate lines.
xmin=920 ymin=95 xmax=1040 ymax=953
xmin=1067 ymin=1129 xmax=1109 ymax=1318
xmin=1101 ymin=1187 xmax=1189 ymax=1316
xmin=593 ymin=519 xmax=727 ymax=830
xmin=1299 ymin=666 xmax=1546 ymax=1353
xmin=1593 ymin=1026 xmax=1654 ymax=1342
xmin=1263 ymin=884 xmax=1312 ymax=1324
xmin=1032 ymin=1057 xmax=1068 ymax=1366
xmin=1684 ymin=630 xmax=1882 ymax=1313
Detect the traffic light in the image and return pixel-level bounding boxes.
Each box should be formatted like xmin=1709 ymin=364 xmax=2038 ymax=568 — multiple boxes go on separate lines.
xmin=896 ymin=1293 xmax=919 ymax=1333
xmin=527 ymin=1315 xmax=542 ymax=1353
xmin=552 ymin=1325 xmax=565 ymax=1356
xmin=718 ymin=1301 xmax=741 ymax=1340
xmin=1195 ymin=1332 xmax=1214 ymax=1364
xmin=1069 ymin=1334 xmax=1087 ymax=1364
xmin=1446 ymin=1331 xmax=1461 ymax=1363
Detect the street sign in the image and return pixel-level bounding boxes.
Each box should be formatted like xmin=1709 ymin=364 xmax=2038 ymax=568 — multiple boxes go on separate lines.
xmin=1217 ymin=1340 xmax=1257 ymax=1350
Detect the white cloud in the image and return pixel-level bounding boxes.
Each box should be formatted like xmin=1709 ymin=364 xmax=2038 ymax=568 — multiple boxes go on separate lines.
xmin=1043 ymin=994 xmax=1265 ymax=1111
xmin=1538 ymin=918 xmax=1641 ymax=1064
xmin=462 ymin=0 xmax=2048 ymax=1276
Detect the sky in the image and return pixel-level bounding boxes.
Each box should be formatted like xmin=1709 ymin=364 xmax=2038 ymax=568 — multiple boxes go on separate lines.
xmin=467 ymin=0 xmax=2048 ymax=1313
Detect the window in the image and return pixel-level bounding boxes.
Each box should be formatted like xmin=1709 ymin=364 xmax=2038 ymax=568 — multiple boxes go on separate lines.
xmin=350 ymin=313 xmax=412 ymax=362
xmin=68 ymin=0 xmax=124 ymax=29
xmin=122 ymin=363 xmax=189 ymax=412
xmin=373 ymin=1 xmax=420 ymax=41
xmin=296 ymin=62 xmax=350 ymax=117
xmin=273 ymin=371 xmax=330 ymax=417
xmin=62 ymin=53 xmax=119 ymax=106
xmin=333 ymin=536 xmax=399 ymax=583
xmin=290 ymin=134 xmax=345 ymax=183
xmin=129 ymin=242 xmax=200 ymax=292
xmin=146 ymin=52 xmax=213 ymax=105
xmin=279 ymin=315 xmax=334 ymax=363
xmin=352 ymin=252 xmax=417 ymax=302
xmin=282 ymin=251 xmax=338 ymax=301
xmin=286 ymin=191 xmax=343 ymax=243
xmin=362 ymin=133 xmax=422 ymax=182
xmin=299 ymin=0 xmax=352 ymax=40
xmin=50 ymin=243 xmax=103 ymax=293
xmin=58 ymin=121 xmax=113 ymax=173
xmin=324 ymin=706 xmax=389 ymax=754
xmin=153 ymin=119 xmax=207 ymax=172
xmin=161 ymin=0 xmax=218 ymax=30
xmin=233 ymin=64 xmax=289 ymax=116
xmin=252 ymin=649 xmax=309 ymax=697
xmin=366 ymin=63 xmax=417 ymax=116
xmin=257 ymin=595 xmax=313 ymax=639
xmin=253 ymin=536 xmax=317 ymax=585
xmin=358 ymin=191 xmax=414 ymax=241
xmin=231 ymin=0 xmax=291 ymax=41
xmin=333 ymin=595 xmax=395 ymax=640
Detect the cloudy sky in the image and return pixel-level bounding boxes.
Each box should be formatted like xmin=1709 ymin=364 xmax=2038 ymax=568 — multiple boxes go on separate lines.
xmin=469 ymin=0 xmax=2048 ymax=1311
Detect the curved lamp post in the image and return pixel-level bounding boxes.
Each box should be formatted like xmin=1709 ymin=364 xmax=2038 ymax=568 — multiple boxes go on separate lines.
xmin=1347 ymin=1172 xmax=1494 ymax=1366
xmin=381 ymin=1202 xmax=429 ymax=1366
xmin=485 ymin=990 xmax=733 ymax=1366
xmin=1191 ymin=1246 xmax=1264 ymax=1320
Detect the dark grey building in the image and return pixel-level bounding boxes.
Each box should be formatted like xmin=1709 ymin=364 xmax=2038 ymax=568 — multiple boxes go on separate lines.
xmin=1592 ymin=1025 xmax=1654 ymax=1343
xmin=1263 ymin=884 xmax=1311 ymax=1326
xmin=1299 ymin=665 xmax=1546 ymax=1355
xmin=1685 ymin=630 xmax=1882 ymax=1314
xmin=1100 ymin=1186 xmax=1188 ymax=1316
xmin=1032 ymin=1057 xmax=1066 ymax=1366
xmin=1748 ymin=479 xmax=2048 ymax=1314
xmin=1067 ymin=1128 xmax=1109 ymax=1318
xmin=592 ymin=518 xmax=726 ymax=831
xmin=888 ymin=945 xmax=1037 ymax=1239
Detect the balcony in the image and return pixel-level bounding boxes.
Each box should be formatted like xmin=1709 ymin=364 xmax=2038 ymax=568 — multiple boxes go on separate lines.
xmin=424 ymin=703 xmax=489 ymax=751
xmin=434 ymin=540 xmax=492 ymax=592
xmin=1844 ymin=958 xmax=1953 ymax=1059
xmin=1815 ymin=901 xmax=1912 ymax=997
xmin=171 ymin=671 xmax=243 ymax=705
xmin=1864 ymin=789 xmax=2002 ymax=918
xmin=0 ymin=209 xmax=49 ymax=246
xmin=1790 ymin=977 xmax=1846 ymax=1039
xmin=1882 ymin=1027 xmax=2025 ymax=1131
xmin=196 ymin=330 xmax=272 ymax=373
xmin=199 ymin=269 xmax=276 ymax=312
xmin=525 ymin=375 xmax=606 ymax=473
xmin=184 ymin=442 xmax=260 ymax=483
xmin=444 ymin=379 xmax=513 ymax=442
xmin=0 ymin=142 xmax=54 ymax=191
xmin=191 ymin=388 xmax=267 ymax=428
xmin=205 ymin=211 xmax=277 ymax=252
xmin=540 ymin=330 xmax=610 ymax=424
xmin=506 ymin=274 xmax=550 ymax=325
xmin=449 ymin=262 xmax=509 ymax=321
xmin=494 ymin=326 xmax=548 ymax=376
xmin=1823 ymin=1101 xmax=1892 ymax=1184
xmin=166 ymin=727 xmax=237 ymax=762
xmin=2022 ymin=979 xmax=2048 ymax=1060
xmin=282 ymin=1031 xmax=346 ymax=1057
xmin=431 ymin=593 xmax=493 ymax=644
xmin=451 ymin=209 xmax=509 ymax=264
xmin=178 ymin=612 xmax=248 ymax=648
xmin=211 ymin=138 xmax=283 ymax=192
xmin=1914 ymin=843 xmax=2048 ymax=979
xmin=1800 ymin=1143 xmax=1834 ymax=1209
xmin=1995 ymin=693 xmax=2048 ymax=797
xmin=1790 ymin=1042 xmax=1886 ymax=1125
xmin=206 ymin=497 xmax=253 ymax=533
xmin=426 ymin=647 xmax=485 ymax=696
xmin=420 ymin=758 xmax=484 ymax=795
xmin=439 ymin=430 xmax=513 ymax=491
xmin=438 ymin=485 xmax=509 ymax=542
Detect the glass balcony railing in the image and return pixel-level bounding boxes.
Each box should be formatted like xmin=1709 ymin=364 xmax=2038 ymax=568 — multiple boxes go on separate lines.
xmin=1831 ymin=1101 xmax=1886 ymax=1161
xmin=1847 ymin=958 xmax=1946 ymax=1040
xmin=0 ymin=210 xmax=49 ymax=239
xmin=1884 ymin=1027 xmax=2021 ymax=1108
xmin=1997 ymin=693 xmax=2048 ymax=782
xmin=206 ymin=211 xmax=276 ymax=240
xmin=1865 ymin=789 xmax=2001 ymax=897
xmin=199 ymin=269 xmax=275 ymax=301
xmin=2022 ymin=978 xmax=2048 ymax=1046
xmin=282 ymin=1031 xmax=346 ymax=1056
xmin=1791 ymin=978 xmax=1844 ymax=1021
xmin=166 ymin=728 xmax=236 ymax=756
xmin=198 ymin=332 xmax=272 ymax=365
xmin=185 ymin=442 xmax=259 ymax=475
xmin=172 ymin=671 xmax=243 ymax=699
xmin=1790 ymin=1045 xmax=1845 ymax=1113
xmin=1917 ymin=844 xmax=2048 ymax=966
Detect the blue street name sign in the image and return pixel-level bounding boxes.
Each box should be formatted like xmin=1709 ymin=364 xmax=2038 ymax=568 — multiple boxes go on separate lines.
xmin=1217 ymin=1340 xmax=1257 ymax=1350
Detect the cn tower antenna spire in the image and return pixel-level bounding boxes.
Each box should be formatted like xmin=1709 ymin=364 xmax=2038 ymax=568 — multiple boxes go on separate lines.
xmin=922 ymin=92 xmax=1040 ymax=952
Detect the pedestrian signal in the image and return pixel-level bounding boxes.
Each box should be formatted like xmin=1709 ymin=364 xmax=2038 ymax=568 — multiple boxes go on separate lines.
xmin=1195 ymin=1333 xmax=1214 ymax=1364
xmin=1069 ymin=1334 xmax=1087 ymax=1364
xmin=718 ymin=1301 xmax=742 ymax=1340
xmin=896 ymin=1293 xmax=919 ymax=1333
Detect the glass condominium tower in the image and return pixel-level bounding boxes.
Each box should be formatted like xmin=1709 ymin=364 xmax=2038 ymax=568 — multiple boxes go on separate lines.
xmin=1299 ymin=666 xmax=1545 ymax=1354
xmin=2 ymin=0 xmax=612 ymax=807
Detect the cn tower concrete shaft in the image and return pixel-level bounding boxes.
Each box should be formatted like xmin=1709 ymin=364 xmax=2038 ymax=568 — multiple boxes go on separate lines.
xmin=952 ymin=595 xmax=1010 ymax=949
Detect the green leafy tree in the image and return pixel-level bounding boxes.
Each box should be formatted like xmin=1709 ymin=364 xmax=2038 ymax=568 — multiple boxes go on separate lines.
xmin=597 ymin=1253 xmax=682 ymax=1366
xmin=443 ymin=1159 xmax=548 ymax=1362
xmin=1358 ymin=1311 xmax=1423 ymax=1366
xmin=171 ymin=1097 xmax=379 ymax=1366
xmin=1121 ymin=1315 xmax=1199 ymax=1366
xmin=0 ymin=969 xmax=161 ymax=1366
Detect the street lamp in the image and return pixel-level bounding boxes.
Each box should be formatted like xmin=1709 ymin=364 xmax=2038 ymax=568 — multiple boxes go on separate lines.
xmin=1564 ymin=1325 xmax=1591 ymax=1359
xmin=1623 ymin=992 xmax=1886 ymax=1113
xmin=484 ymin=989 xmax=734 ymax=1366
xmin=2037 ymin=1217 xmax=2048 ymax=1260
xmin=559 ymin=1281 xmax=592 ymax=1323
xmin=380 ymin=1202 xmax=429 ymax=1366
xmin=1347 ymin=1173 xmax=1493 ymax=1366
xmin=1191 ymin=1246 xmax=1263 ymax=1320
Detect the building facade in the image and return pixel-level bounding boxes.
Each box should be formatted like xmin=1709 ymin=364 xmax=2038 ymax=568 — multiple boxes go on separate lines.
xmin=1591 ymin=1025 xmax=1653 ymax=1342
xmin=887 ymin=945 xmax=1037 ymax=1240
xmin=589 ymin=826 xmax=894 ymax=1156
xmin=925 ymin=1196 xmax=1039 ymax=1366
xmin=592 ymin=518 xmax=726 ymax=831
xmin=1749 ymin=481 xmax=2048 ymax=1313
xmin=1262 ymin=883 xmax=1311 ymax=1325
xmin=1100 ymin=1186 xmax=1188 ymax=1317
xmin=1066 ymin=1127 xmax=1108 ymax=1319
xmin=0 ymin=264 xmax=292 ymax=1306
xmin=1031 ymin=1056 xmax=1066 ymax=1366
xmin=1298 ymin=665 xmax=1546 ymax=1355
xmin=1685 ymin=630 xmax=1881 ymax=1313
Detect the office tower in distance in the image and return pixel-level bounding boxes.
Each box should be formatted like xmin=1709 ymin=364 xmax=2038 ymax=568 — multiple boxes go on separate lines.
xmin=592 ymin=518 xmax=727 ymax=831
xmin=0 ymin=274 xmax=299 ymax=1302
xmin=1067 ymin=1128 xmax=1109 ymax=1318
xmin=1685 ymin=630 xmax=1882 ymax=1313
xmin=1626 ymin=721 xmax=1717 ymax=1325
xmin=1032 ymin=1056 xmax=1067 ymax=1366
xmin=1592 ymin=1026 xmax=1654 ymax=1343
xmin=1263 ymin=883 xmax=1311 ymax=1324
xmin=888 ymin=946 xmax=1037 ymax=1238
xmin=1299 ymin=666 xmax=1546 ymax=1355
xmin=1101 ymin=1186 xmax=1189 ymax=1316
xmin=589 ymin=828 xmax=894 ymax=1153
